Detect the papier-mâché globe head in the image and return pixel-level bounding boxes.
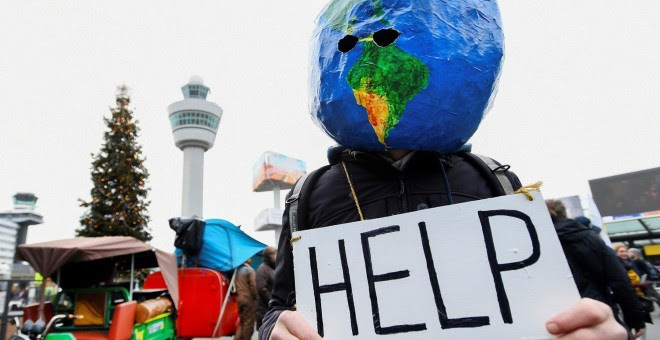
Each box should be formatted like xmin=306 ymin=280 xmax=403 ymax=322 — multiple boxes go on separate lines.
xmin=309 ymin=0 xmax=504 ymax=152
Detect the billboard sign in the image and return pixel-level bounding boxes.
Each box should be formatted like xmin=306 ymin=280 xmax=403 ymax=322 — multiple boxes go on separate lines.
xmin=589 ymin=167 xmax=660 ymax=217
xmin=252 ymin=151 xmax=306 ymax=192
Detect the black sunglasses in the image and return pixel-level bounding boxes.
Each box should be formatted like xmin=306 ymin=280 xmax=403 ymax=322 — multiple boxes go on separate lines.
xmin=337 ymin=28 xmax=400 ymax=53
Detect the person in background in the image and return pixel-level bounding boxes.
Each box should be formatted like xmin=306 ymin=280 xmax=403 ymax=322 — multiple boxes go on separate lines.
xmin=613 ymin=243 xmax=654 ymax=326
xmin=575 ymin=216 xmax=603 ymax=235
xmin=43 ymin=277 xmax=58 ymax=302
xmin=235 ymin=259 xmax=257 ymax=340
xmin=546 ymin=200 xmax=646 ymax=338
xmin=628 ymin=247 xmax=660 ymax=308
xmin=256 ymin=247 xmax=277 ymax=329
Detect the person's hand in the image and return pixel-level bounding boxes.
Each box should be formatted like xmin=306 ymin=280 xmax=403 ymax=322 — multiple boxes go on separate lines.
xmin=545 ymin=298 xmax=628 ymax=339
xmin=270 ymin=310 xmax=322 ymax=340
xmin=633 ymin=328 xmax=645 ymax=338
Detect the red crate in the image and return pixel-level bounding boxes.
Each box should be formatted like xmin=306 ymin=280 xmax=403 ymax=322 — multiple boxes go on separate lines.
xmin=144 ymin=268 xmax=238 ymax=338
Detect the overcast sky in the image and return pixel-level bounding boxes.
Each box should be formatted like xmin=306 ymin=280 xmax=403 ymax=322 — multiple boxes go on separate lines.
xmin=1 ymin=1 xmax=658 ymax=251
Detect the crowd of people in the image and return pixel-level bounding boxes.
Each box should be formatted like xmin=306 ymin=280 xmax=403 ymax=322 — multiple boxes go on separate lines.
xmin=233 ymin=246 xmax=277 ymax=340
xmin=244 ymin=200 xmax=658 ymax=340
xmin=547 ymin=199 xmax=658 ymax=338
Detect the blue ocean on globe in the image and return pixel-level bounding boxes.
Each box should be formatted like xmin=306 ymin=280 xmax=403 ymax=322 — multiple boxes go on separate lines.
xmin=309 ymin=0 xmax=504 ymax=152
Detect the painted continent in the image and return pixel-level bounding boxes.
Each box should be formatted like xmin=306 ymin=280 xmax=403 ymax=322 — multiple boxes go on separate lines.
xmin=347 ymin=42 xmax=429 ymax=146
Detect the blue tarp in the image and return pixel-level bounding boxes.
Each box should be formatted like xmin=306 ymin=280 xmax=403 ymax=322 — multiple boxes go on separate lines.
xmin=176 ymin=218 xmax=267 ymax=272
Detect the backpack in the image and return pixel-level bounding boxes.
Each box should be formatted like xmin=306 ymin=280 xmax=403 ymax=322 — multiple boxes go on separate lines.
xmin=169 ymin=217 xmax=206 ymax=257
xmin=286 ymin=152 xmax=517 ymax=233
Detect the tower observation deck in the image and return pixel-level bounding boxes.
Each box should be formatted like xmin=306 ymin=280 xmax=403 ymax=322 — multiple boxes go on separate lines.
xmin=168 ymin=76 xmax=223 ymax=218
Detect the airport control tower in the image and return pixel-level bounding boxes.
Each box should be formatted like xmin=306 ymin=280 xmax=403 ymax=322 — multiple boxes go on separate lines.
xmin=168 ymin=76 xmax=223 ymax=218
xmin=0 ymin=193 xmax=43 ymax=266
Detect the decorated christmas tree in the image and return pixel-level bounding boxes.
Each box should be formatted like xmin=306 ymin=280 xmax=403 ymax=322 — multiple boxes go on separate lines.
xmin=77 ymin=85 xmax=152 ymax=242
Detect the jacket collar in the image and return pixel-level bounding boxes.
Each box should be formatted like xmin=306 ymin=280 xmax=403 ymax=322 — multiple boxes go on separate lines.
xmin=326 ymin=145 xmax=432 ymax=172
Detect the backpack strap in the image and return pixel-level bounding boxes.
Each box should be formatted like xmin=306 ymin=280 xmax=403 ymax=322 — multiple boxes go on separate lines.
xmin=460 ymin=152 xmax=516 ymax=196
xmin=286 ymin=173 xmax=310 ymax=233
xmin=286 ymin=165 xmax=332 ymax=233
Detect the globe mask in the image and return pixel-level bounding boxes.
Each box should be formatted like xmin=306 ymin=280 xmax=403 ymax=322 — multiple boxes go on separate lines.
xmin=309 ymin=0 xmax=504 ymax=152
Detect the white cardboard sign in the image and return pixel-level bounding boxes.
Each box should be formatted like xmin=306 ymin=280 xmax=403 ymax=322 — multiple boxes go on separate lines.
xmin=292 ymin=192 xmax=580 ymax=340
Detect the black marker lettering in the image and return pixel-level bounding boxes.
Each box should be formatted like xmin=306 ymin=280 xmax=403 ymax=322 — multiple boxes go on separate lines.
xmin=419 ymin=222 xmax=490 ymax=328
xmin=309 ymin=239 xmax=358 ymax=337
xmin=361 ymin=226 xmax=427 ymax=334
xmin=478 ymin=210 xmax=541 ymax=324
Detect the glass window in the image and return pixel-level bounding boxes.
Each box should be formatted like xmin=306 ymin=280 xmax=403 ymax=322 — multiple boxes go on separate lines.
xmin=606 ymin=220 xmax=645 ymax=234
xmin=643 ymin=217 xmax=660 ymax=230
xmin=170 ymin=111 xmax=220 ymax=129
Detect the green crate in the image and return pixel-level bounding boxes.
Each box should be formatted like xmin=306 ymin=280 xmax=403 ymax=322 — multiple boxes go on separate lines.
xmin=132 ymin=313 xmax=175 ymax=340
xmin=45 ymin=332 xmax=76 ymax=340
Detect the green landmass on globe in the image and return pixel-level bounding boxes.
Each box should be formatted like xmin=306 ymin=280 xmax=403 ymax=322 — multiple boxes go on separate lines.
xmin=323 ymin=0 xmax=429 ymax=146
xmin=347 ymin=42 xmax=429 ymax=145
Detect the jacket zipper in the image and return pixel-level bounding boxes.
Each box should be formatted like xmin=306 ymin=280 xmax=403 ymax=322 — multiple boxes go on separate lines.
xmin=399 ymin=178 xmax=408 ymax=213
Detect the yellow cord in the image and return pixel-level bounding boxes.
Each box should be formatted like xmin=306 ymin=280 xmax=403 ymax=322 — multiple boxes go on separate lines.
xmin=290 ymin=235 xmax=302 ymax=245
xmin=291 ymin=162 xmax=363 ymax=247
xmin=515 ymin=181 xmax=544 ymax=201
xmin=341 ymin=161 xmax=365 ymax=221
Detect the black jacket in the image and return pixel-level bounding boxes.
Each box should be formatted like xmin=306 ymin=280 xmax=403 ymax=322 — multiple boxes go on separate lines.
xmin=259 ymin=148 xmax=521 ymax=339
xmin=553 ymin=218 xmax=646 ymax=330
xmin=631 ymin=258 xmax=660 ymax=281
xmin=256 ymin=258 xmax=276 ymax=328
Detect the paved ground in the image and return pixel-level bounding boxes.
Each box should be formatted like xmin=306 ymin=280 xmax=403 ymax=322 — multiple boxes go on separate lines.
xmin=644 ymin=308 xmax=660 ymax=339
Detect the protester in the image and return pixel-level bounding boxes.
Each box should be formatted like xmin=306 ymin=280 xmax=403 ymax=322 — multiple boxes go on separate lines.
xmin=256 ymin=247 xmax=277 ymax=329
xmin=546 ymin=199 xmax=646 ymax=337
xmin=259 ymin=0 xmax=627 ymax=339
xmin=235 ymin=259 xmax=257 ymax=340
xmin=614 ymin=243 xmax=654 ymax=326
xmin=628 ymin=248 xmax=660 ymax=307
xmin=628 ymin=249 xmax=660 ymax=280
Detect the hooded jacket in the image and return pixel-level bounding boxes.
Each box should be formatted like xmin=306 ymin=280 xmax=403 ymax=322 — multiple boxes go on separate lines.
xmin=235 ymin=263 xmax=257 ymax=303
xmin=259 ymin=148 xmax=521 ymax=339
xmin=553 ymin=217 xmax=646 ymax=330
xmin=256 ymin=252 xmax=277 ymax=327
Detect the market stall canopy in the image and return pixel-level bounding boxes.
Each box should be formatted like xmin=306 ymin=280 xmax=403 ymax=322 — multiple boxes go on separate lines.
xmin=177 ymin=219 xmax=267 ymax=272
xmin=17 ymin=236 xmax=179 ymax=305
